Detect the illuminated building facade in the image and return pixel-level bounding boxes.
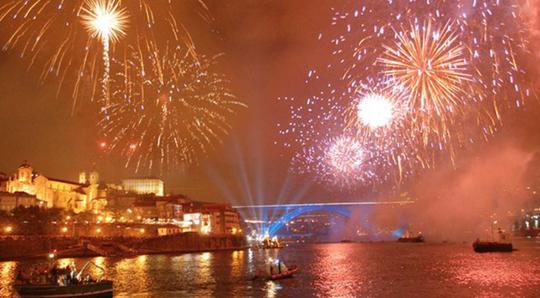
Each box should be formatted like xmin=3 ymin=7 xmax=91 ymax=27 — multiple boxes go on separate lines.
xmin=0 ymin=191 xmax=43 ymax=211
xmin=122 ymin=178 xmax=164 ymax=196
xmin=183 ymin=212 xmax=213 ymax=234
xmin=4 ymin=161 xmax=102 ymax=213
xmin=204 ymin=203 xmax=242 ymax=235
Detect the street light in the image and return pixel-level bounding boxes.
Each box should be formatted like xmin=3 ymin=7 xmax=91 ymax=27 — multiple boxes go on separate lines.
xmin=4 ymin=226 xmax=13 ymax=233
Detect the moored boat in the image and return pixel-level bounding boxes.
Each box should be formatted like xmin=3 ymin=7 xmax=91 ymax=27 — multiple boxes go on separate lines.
xmin=398 ymin=231 xmax=425 ymax=243
xmin=14 ymin=280 xmax=113 ymax=298
xmin=473 ymin=240 xmax=513 ymax=253
xmin=473 ymin=226 xmax=514 ymax=253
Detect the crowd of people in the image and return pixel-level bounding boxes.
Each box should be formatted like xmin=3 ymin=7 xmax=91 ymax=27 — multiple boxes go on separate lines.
xmin=15 ymin=262 xmax=96 ymax=286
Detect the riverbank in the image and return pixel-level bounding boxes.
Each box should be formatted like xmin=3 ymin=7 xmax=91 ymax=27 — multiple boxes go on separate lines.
xmin=0 ymin=233 xmax=246 ymax=261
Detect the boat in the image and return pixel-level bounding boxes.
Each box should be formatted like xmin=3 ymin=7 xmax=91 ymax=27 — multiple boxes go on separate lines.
xmin=14 ymin=280 xmax=113 ymax=298
xmin=269 ymin=265 xmax=298 ymax=280
xmin=261 ymin=236 xmax=283 ymax=249
xmin=473 ymin=225 xmax=514 ymax=253
xmin=473 ymin=240 xmax=513 ymax=253
xmin=398 ymin=232 xmax=425 ymax=243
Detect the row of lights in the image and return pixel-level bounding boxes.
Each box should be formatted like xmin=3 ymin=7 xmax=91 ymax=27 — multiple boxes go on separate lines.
xmin=3 ymin=225 xmax=146 ymax=235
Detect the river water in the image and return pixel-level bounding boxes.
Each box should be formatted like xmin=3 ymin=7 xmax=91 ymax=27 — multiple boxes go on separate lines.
xmin=1 ymin=240 xmax=540 ymax=297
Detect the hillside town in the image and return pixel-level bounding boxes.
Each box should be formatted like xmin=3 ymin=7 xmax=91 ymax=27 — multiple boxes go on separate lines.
xmin=0 ymin=161 xmax=243 ymax=238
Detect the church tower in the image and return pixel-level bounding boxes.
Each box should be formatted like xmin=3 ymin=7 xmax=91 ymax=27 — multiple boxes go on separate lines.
xmin=17 ymin=161 xmax=33 ymax=183
xmin=88 ymin=171 xmax=99 ymax=185
xmin=79 ymin=172 xmax=87 ymax=184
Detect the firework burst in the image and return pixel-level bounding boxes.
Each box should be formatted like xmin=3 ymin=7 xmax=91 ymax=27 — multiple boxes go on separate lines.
xmin=328 ymin=136 xmax=365 ymax=174
xmin=292 ymin=135 xmax=377 ymax=189
xmin=379 ymin=20 xmax=472 ymax=117
xmin=345 ymin=76 xmax=409 ymax=136
xmin=378 ymin=20 xmax=479 ymax=147
xmin=0 ymin=0 xmax=208 ymax=107
xmin=99 ymin=46 xmax=245 ymax=173
xmin=279 ymin=0 xmax=534 ymax=190
xmin=81 ymin=0 xmax=129 ymax=104
xmin=356 ymin=93 xmax=395 ymax=129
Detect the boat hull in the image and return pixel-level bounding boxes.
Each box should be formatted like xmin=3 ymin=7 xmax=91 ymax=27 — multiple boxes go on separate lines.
xmin=15 ymin=280 xmax=113 ymax=298
xmin=473 ymin=242 xmax=513 ymax=253
xmin=398 ymin=236 xmax=425 ymax=243
xmin=269 ymin=266 xmax=298 ymax=280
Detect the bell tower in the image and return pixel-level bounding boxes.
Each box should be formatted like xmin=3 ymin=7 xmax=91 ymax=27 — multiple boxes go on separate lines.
xmin=17 ymin=161 xmax=33 ymax=183
xmin=88 ymin=171 xmax=99 ymax=185
xmin=79 ymin=172 xmax=87 ymax=184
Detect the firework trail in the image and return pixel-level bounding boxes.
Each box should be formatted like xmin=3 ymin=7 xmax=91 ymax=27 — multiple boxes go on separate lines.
xmin=0 ymin=0 xmax=209 ymax=108
xmin=279 ymin=0 xmax=535 ymax=189
xmin=99 ymin=45 xmax=245 ymax=173
xmin=81 ymin=0 xmax=128 ymax=105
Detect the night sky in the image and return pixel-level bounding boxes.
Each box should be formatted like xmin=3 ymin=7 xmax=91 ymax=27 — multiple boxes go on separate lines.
xmin=1 ymin=0 xmax=540 ymax=206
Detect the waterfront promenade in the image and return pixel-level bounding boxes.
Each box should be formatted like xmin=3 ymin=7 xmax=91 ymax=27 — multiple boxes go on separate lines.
xmin=0 ymin=233 xmax=246 ymax=261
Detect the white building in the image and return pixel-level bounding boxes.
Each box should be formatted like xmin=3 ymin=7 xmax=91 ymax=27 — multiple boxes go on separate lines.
xmin=122 ymin=178 xmax=164 ymax=196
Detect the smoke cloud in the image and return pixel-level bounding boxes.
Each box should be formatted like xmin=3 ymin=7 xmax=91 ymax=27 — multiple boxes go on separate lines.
xmin=406 ymin=143 xmax=533 ymax=242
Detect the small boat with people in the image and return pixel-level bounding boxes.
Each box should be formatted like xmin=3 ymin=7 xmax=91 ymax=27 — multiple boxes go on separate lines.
xmin=253 ymin=258 xmax=298 ymax=281
xmin=14 ymin=280 xmax=113 ymax=298
xmin=269 ymin=265 xmax=298 ymax=280
xmin=14 ymin=260 xmax=113 ymax=297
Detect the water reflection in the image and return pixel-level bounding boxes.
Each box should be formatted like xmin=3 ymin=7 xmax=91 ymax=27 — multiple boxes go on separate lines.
xmin=312 ymin=244 xmax=362 ymax=297
xmin=2 ymin=243 xmax=540 ymax=297
xmin=264 ymin=280 xmax=283 ymax=298
xmin=447 ymin=252 xmax=540 ymax=296
xmin=0 ymin=261 xmax=17 ymax=297
xmin=230 ymin=250 xmax=245 ymax=278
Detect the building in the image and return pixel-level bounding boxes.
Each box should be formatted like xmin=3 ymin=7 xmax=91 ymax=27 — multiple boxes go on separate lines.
xmin=122 ymin=178 xmax=164 ymax=196
xmin=0 ymin=191 xmax=43 ymax=211
xmin=183 ymin=212 xmax=213 ymax=234
xmin=132 ymin=194 xmax=191 ymax=223
xmin=157 ymin=225 xmax=184 ymax=236
xmin=4 ymin=161 xmax=103 ymax=213
xmin=0 ymin=172 xmax=8 ymax=192
xmin=204 ymin=203 xmax=242 ymax=235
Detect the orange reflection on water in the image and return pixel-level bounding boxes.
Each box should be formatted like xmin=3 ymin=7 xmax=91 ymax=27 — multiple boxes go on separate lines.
xmin=447 ymin=253 xmax=540 ymax=296
xmin=0 ymin=261 xmax=17 ymax=297
xmin=265 ymin=280 xmax=282 ymax=298
xmin=230 ymin=250 xmax=245 ymax=278
xmin=312 ymin=244 xmax=362 ymax=297
xmin=197 ymin=252 xmax=214 ymax=284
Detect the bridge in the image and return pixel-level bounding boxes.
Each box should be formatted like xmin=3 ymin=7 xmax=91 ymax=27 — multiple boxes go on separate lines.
xmin=233 ymin=200 xmax=414 ymax=238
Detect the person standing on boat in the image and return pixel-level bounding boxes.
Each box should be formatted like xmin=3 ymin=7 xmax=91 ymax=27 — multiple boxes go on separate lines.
xmin=49 ymin=263 xmax=59 ymax=285
xmin=69 ymin=263 xmax=79 ymax=285
xmin=277 ymin=260 xmax=288 ymax=274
